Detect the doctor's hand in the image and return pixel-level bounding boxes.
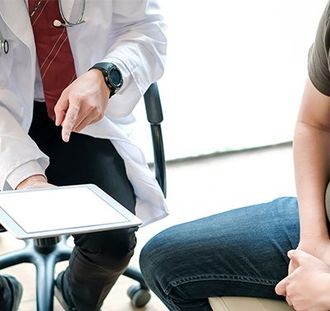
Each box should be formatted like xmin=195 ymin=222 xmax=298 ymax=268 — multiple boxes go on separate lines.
xmin=16 ymin=175 xmax=55 ymax=190
xmin=54 ymin=69 xmax=111 ymax=142
xmin=275 ymin=250 xmax=330 ymax=311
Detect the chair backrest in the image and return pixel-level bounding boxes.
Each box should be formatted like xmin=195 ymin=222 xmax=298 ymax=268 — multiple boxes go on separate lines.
xmin=143 ymin=83 xmax=167 ymax=197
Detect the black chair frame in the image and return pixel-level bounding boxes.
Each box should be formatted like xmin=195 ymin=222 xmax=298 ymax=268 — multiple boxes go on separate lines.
xmin=0 ymin=82 xmax=166 ymax=311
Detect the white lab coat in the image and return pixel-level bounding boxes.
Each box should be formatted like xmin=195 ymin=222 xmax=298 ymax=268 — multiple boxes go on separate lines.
xmin=0 ymin=0 xmax=168 ymax=225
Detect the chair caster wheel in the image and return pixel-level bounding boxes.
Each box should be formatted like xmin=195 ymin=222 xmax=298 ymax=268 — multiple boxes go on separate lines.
xmin=127 ymin=284 xmax=151 ymax=308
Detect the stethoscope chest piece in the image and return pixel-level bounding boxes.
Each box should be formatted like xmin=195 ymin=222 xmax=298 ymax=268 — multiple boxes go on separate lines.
xmin=53 ymin=19 xmax=62 ymax=28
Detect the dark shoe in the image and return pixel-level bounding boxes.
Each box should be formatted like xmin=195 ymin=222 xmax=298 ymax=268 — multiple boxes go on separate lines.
xmin=2 ymin=275 xmax=23 ymax=311
xmin=55 ymin=271 xmax=77 ymax=311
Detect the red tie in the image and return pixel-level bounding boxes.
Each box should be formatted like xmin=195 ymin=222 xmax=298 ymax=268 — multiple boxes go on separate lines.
xmin=29 ymin=0 xmax=77 ymax=119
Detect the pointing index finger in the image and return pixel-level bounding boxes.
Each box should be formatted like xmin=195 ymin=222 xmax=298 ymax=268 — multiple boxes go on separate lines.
xmin=61 ymin=103 xmax=80 ymax=142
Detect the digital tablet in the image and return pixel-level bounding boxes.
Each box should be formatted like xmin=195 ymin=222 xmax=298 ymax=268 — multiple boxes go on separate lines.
xmin=0 ymin=184 xmax=142 ymax=239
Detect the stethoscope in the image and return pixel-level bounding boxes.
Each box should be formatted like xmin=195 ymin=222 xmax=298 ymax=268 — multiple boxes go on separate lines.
xmin=55 ymin=0 xmax=86 ymax=28
xmin=0 ymin=0 xmax=86 ymax=54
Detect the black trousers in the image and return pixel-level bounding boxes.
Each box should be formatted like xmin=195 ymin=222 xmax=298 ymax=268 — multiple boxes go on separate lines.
xmin=29 ymin=102 xmax=138 ymax=310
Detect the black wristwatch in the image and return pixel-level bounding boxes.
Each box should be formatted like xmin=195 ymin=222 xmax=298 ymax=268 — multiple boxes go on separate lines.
xmin=90 ymin=62 xmax=123 ymax=98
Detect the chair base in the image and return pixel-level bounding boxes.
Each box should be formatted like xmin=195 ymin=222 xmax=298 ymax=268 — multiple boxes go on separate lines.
xmin=0 ymin=236 xmax=150 ymax=310
xmin=124 ymin=266 xmax=151 ymax=308
xmin=0 ymin=236 xmax=72 ymax=311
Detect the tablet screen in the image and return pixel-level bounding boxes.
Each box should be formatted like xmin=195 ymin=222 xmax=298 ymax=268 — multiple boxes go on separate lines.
xmin=0 ymin=186 xmax=129 ymax=234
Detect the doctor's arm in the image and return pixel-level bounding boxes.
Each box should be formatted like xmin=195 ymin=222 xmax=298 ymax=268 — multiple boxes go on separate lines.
xmin=55 ymin=0 xmax=167 ymax=142
xmin=0 ymin=104 xmax=50 ymax=190
xmin=15 ymin=175 xmax=47 ymax=189
xmin=105 ymin=0 xmax=167 ymax=105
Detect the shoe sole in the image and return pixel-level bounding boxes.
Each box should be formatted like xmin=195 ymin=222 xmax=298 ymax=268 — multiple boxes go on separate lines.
xmin=54 ymin=271 xmax=77 ymax=311
xmin=3 ymin=275 xmax=23 ymax=311
xmin=54 ymin=272 xmax=102 ymax=311
xmin=54 ymin=284 xmax=73 ymax=311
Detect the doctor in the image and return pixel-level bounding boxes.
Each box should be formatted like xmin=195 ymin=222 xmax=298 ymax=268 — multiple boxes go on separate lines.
xmin=0 ymin=0 xmax=167 ymax=310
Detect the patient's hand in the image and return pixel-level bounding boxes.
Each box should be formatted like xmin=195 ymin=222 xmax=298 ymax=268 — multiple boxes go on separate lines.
xmin=297 ymin=238 xmax=330 ymax=268
xmin=16 ymin=175 xmax=55 ymax=190
xmin=275 ymin=250 xmax=330 ymax=311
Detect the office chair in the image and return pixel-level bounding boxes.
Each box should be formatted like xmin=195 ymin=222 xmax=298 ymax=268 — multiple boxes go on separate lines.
xmin=0 ymin=82 xmax=166 ymax=311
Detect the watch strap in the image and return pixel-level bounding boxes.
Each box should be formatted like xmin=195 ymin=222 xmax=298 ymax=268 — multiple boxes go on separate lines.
xmin=89 ymin=62 xmax=123 ymax=98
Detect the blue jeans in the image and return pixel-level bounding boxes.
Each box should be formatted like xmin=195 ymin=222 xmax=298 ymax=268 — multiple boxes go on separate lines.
xmin=140 ymin=197 xmax=300 ymax=311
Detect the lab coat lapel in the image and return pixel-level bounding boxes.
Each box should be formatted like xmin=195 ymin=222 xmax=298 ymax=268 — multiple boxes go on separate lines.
xmin=0 ymin=0 xmax=78 ymax=48
xmin=0 ymin=0 xmax=34 ymax=52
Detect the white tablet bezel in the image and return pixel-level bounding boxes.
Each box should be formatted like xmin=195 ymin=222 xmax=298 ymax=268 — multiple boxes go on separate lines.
xmin=0 ymin=184 xmax=142 ymax=239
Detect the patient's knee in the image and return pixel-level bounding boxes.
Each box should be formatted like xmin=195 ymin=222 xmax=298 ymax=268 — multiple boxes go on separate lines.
xmin=140 ymin=229 xmax=176 ymax=279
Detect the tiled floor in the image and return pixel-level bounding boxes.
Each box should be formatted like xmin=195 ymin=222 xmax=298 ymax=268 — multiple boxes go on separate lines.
xmin=0 ymin=143 xmax=296 ymax=310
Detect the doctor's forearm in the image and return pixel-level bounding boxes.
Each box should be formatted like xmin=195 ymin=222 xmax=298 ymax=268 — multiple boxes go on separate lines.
xmin=16 ymin=174 xmax=48 ymax=190
xmin=6 ymin=160 xmax=47 ymax=190
xmin=107 ymin=0 xmax=166 ymax=95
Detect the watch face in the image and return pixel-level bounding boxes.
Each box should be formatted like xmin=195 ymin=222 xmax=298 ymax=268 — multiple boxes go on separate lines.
xmin=109 ymin=68 xmax=123 ymax=87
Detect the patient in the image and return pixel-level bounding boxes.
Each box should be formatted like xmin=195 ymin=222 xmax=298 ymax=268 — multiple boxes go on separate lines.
xmin=140 ymin=1 xmax=330 ymax=310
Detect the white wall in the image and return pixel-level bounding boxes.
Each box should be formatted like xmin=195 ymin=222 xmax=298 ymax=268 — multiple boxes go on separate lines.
xmin=133 ymin=0 xmax=327 ymax=161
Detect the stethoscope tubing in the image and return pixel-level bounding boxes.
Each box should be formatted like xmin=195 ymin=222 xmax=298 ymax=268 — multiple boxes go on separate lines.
xmin=58 ymin=0 xmax=86 ymax=27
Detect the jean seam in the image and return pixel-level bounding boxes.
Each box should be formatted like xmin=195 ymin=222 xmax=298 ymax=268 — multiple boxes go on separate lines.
xmin=163 ymin=273 xmax=277 ymax=311
xmin=165 ymin=296 xmax=184 ymax=311
xmin=164 ymin=273 xmax=278 ymax=295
